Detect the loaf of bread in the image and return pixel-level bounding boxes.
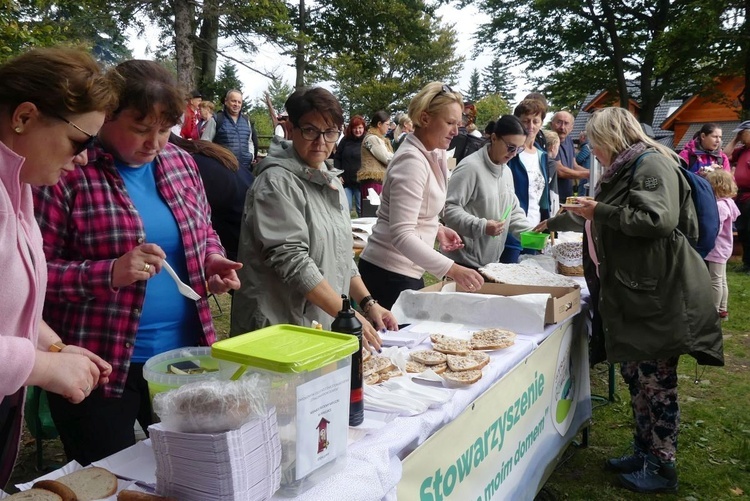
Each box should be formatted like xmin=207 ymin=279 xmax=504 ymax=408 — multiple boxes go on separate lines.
xmin=31 ymin=481 xmax=75 ymax=501
xmin=56 ymin=467 xmax=118 ymax=501
xmin=4 ymin=489 xmax=63 ymax=500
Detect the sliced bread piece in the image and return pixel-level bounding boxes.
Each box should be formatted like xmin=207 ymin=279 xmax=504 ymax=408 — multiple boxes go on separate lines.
xmin=364 ymin=372 xmax=381 ymax=385
xmin=409 ymin=350 xmax=447 ymax=365
xmin=466 ymin=350 xmax=491 ymax=369
xmin=431 ymin=362 xmax=448 ymax=375
xmin=32 ymin=481 xmax=76 ymax=501
xmin=405 ymin=360 xmax=429 ymax=373
xmin=5 ymin=489 xmax=63 ymax=500
xmin=470 ymin=328 xmax=517 ymax=350
xmin=446 ymin=354 xmax=482 ymax=372
xmin=363 ymin=356 xmax=392 ymax=376
xmin=56 ymin=467 xmax=118 ymax=501
xmin=379 ymin=368 xmax=403 ymax=381
xmin=442 ymin=369 xmax=482 ymax=385
xmin=432 ymin=338 xmax=472 ymax=355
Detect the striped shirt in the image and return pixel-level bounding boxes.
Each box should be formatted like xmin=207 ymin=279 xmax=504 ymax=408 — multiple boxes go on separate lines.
xmin=33 ymin=143 xmax=223 ymax=397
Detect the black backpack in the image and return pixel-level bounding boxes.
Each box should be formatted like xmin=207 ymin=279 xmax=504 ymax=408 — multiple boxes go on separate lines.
xmin=449 ymin=133 xmax=487 ymax=164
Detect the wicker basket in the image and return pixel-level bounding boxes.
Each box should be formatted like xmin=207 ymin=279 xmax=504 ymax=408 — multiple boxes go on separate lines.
xmin=557 ymin=263 xmax=584 ymax=276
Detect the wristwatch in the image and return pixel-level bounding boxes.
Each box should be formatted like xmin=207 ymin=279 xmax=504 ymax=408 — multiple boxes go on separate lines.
xmin=48 ymin=342 xmax=66 ymax=352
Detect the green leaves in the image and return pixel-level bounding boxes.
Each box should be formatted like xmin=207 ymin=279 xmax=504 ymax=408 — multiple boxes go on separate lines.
xmin=469 ymin=0 xmax=741 ymax=121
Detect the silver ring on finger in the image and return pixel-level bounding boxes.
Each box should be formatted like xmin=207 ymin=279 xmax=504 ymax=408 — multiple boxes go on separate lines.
xmin=83 ymin=384 xmax=91 ymax=394
xmin=142 ymin=263 xmax=151 ymax=273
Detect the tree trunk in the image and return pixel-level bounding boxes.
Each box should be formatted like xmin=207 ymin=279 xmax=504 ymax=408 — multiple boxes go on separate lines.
xmin=197 ymin=0 xmax=220 ymax=89
xmin=599 ymin=0 xmax=629 ymax=108
xmin=295 ymin=0 xmax=306 ymax=89
xmin=172 ymin=0 xmax=196 ymax=92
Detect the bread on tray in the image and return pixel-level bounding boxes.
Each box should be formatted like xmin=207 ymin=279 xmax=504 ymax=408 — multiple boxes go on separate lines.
xmin=470 ymin=328 xmax=517 ymax=350
xmin=442 ymin=369 xmax=483 ymax=385
xmin=409 ymin=350 xmax=447 ymax=365
xmin=446 ymin=354 xmax=483 ymax=372
xmin=466 ymin=350 xmax=490 ymax=369
xmin=432 ymin=337 xmax=472 ymax=355
xmin=363 ymin=356 xmax=393 ymax=376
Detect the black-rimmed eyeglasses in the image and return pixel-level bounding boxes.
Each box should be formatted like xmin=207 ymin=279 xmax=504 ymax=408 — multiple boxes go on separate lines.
xmin=298 ymin=126 xmax=340 ymax=143
xmin=497 ymin=136 xmax=525 ymax=155
xmin=53 ymin=113 xmax=97 ymax=155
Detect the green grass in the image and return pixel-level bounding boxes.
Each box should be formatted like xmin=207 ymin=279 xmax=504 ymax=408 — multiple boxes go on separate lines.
xmin=212 ymin=264 xmax=750 ymax=499
xmin=539 ymin=260 xmax=750 ymax=500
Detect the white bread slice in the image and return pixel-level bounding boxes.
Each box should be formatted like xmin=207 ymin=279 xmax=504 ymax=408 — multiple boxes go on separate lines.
xmin=405 ymin=360 xmax=429 ymax=373
xmin=379 ymin=368 xmax=403 ymax=381
xmin=363 ymin=356 xmax=392 ymax=376
xmin=442 ymin=369 xmax=482 ymax=385
xmin=431 ymin=362 xmax=448 ymax=375
xmin=467 ymin=351 xmax=490 ymax=369
xmin=56 ymin=467 xmax=118 ymax=501
xmin=409 ymin=350 xmax=447 ymax=365
xmin=32 ymin=480 xmax=75 ymax=501
xmin=446 ymin=355 xmax=482 ymax=372
xmin=432 ymin=336 xmax=472 ymax=355
xmin=5 ymin=489 xmax=63 ymax=500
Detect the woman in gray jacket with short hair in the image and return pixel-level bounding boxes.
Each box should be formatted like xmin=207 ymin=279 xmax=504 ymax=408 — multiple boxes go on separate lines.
xmin=230 ymin=87 xmax=397 ymax=350
xmin=538 ymin=107 xmax=723 ymax=494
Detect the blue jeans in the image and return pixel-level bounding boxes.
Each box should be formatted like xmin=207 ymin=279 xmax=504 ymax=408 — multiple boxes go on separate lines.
xmin=344 ymin=186 xmax=361 ymax=216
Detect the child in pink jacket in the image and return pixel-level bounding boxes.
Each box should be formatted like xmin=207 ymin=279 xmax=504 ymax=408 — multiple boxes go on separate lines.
xmin=705 ymin=169 xmax=740 ymax=319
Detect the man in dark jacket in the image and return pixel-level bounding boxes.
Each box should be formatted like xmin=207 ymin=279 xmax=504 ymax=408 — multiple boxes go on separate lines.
xmin=201 ymin=89 xmax=258 ymax=180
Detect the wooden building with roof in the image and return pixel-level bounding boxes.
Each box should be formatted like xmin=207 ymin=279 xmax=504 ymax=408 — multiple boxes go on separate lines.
xmin=659 ymin=75 xmax=744 ymax=150
xmin=571 ymin=76 xmax=745 ymax=151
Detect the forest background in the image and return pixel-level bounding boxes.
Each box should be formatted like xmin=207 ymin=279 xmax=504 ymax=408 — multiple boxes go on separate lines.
xmin=1 ymin=0 xmax=749 ymax=141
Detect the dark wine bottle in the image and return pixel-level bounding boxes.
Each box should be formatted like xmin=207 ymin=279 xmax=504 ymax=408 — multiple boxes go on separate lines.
xmin=331 ymin=294 xmax=364 ymax=426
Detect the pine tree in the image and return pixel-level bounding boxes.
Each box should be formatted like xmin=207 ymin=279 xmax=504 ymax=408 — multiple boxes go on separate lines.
xmin=482 ymin=56 xmax=515 ymax=103
xmin=465 ymin=69 xmax=482 ymax=102
xmin=201 ymin=62 xmax=244 ymax=105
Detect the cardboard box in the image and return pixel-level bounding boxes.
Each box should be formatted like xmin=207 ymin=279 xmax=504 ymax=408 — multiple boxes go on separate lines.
xmin=421 ymin=281 xmax=580 ymax=325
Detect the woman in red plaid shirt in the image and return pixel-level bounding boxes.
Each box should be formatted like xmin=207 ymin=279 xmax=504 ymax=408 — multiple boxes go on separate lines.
xmin=33 ymin=60 xmax=242 ymax=465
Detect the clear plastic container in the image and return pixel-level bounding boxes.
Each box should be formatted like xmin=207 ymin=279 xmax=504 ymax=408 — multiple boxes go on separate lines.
xmin=212 ymin=325 xmax=358 ymax=497
xmin=143 ymin=347 xmax=234 ymax=402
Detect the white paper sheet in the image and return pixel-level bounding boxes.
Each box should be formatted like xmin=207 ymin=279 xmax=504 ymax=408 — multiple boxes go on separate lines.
xmin=92 ymin=439 xmax=157 ymax=487
xmin=391 ymin=287 xmax=549 ymax=335
xmin=366 ymin=188 xmax=381 ymax=205
xmin=379 ymin=322 xmax=468 ymax=348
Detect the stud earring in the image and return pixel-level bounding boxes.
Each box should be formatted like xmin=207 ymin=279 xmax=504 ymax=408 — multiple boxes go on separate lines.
xmin=14 ymin=126 xmax=22 ymax=133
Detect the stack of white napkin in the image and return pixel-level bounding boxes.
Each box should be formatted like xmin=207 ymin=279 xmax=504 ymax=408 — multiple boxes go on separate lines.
xmin=149 ymin=407 xmax=281 ymax=500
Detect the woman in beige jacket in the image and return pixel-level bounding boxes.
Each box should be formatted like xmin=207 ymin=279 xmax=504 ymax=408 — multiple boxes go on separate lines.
xmin=358 ymin=110 xmax=394 ymax=201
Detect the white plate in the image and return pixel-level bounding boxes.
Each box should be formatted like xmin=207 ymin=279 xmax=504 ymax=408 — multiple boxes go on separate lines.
xmin=561 ymin=203 xmax=583 ymax=209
